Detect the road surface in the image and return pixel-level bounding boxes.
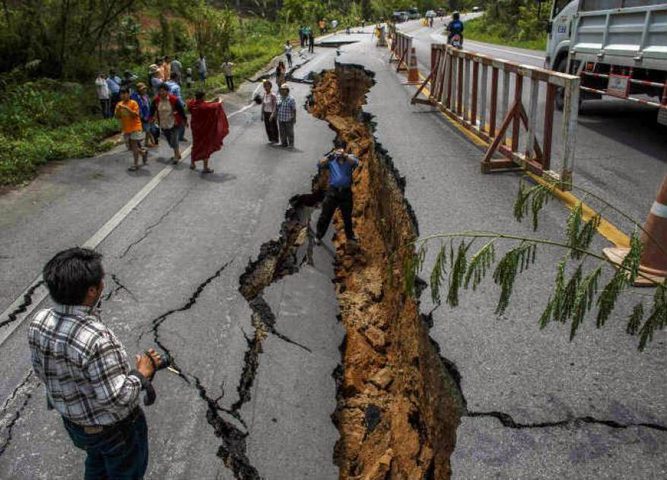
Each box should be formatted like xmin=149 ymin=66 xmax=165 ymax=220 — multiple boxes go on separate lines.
xmin=0 ymin=25 xmax=665 ymax=480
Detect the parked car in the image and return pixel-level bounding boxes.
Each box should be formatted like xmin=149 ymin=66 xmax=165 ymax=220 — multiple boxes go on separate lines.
xmin=425 ymin=10 xmax=436 ymax=18
xmin=392 ymin=11 xmax=409 ymax=23
xmin=407 ymin=7 xmax=421 ymax=19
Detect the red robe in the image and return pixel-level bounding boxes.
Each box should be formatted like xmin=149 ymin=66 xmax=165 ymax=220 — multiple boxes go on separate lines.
xmin=187 ymin=99 xmax=230 ymax=161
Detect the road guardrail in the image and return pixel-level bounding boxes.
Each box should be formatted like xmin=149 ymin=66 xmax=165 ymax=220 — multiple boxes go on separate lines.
xmin=389 ymin=31 xmax=413 ymax=75
xmin=412 ymin=44 xmax=581 ymax=189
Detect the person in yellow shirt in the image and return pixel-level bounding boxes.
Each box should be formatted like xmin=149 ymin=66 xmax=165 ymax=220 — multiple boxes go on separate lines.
xmin=115 ymin=87 xmax=148 ymax=171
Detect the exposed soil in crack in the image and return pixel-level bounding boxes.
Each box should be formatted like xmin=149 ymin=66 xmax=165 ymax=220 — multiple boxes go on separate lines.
xmin=310 ymin=64 xmax=465 ymax=479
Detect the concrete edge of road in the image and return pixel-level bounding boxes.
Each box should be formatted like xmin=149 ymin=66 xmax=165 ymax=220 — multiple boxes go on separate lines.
xmin=411 ymin=70 xmax=630 ymax=249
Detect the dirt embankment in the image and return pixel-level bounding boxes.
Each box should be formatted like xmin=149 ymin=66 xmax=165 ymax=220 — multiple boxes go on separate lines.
xmin=310 ymin=65 xmax=465 ymax=479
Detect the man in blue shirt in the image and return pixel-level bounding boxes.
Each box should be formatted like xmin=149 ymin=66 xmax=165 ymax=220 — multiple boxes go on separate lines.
xmin=446 ymin=12 xmax=464 ymax=44
xmin=107 ymin=70 xmax=122 ymax=117
xmin=315 ymin=141 xmax=359 ymax=247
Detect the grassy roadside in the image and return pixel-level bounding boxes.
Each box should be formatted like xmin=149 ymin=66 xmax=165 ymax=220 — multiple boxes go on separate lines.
xmin=464 ymin=17 xmax=547 ymax=51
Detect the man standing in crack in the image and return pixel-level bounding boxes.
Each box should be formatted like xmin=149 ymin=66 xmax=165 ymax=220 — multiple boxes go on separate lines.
xmin=28 ymin=247 xmax=161 ymax=480
xmin=315 ymin=140 xmax=359 ymax=250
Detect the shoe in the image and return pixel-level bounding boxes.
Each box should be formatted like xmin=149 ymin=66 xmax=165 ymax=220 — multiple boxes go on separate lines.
xmin=189 ymin=163 xmax=196 ymax=170
xmin=202 ymin=168 xmax=214 ymax=174
xmin=127 ymin=165 xmax=139 ymax=172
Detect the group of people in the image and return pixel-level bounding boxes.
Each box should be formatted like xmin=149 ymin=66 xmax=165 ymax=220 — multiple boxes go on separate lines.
xmin=259 ymin=80 xmax=296 ymax=147
xmin=298 ymin=27 xmax=316 ymax=53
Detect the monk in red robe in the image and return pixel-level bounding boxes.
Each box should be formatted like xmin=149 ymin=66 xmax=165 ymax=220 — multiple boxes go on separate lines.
xmin=186 ymin=91 xmax=230 ymax=173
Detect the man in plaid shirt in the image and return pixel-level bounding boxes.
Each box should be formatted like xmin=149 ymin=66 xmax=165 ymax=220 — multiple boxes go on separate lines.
xmin=273 ymin=84 xmax=297 ymax=147
xmin=29 ymin=247 xmax=159 ymax=479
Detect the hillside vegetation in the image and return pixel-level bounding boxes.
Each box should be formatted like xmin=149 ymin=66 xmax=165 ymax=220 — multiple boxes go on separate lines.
xmin=463 ymin=1 xmax=549 ymax=51
xmin=0 ymin=0 xmax=364 ymax=186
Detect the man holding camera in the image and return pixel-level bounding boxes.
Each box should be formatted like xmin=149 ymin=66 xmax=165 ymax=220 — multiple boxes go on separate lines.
xmin=315 ymin=142 xmax=359 ymax=250
xmin=28 ymin=247 xmax=161 ymax=480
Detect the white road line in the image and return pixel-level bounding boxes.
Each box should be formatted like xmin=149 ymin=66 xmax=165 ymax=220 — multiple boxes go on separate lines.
xmin=0 ymin=103 xmax=256 ymax=347
xmin=464 ymin=40 xmax=545 ymax=61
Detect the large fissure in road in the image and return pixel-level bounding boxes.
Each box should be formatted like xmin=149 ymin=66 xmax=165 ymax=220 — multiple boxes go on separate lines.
xmin=310 ymin=64 xmax=465 ymax=479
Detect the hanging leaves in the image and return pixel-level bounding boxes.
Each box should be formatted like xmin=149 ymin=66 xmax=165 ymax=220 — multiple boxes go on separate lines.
xmin=492 ymin=241 xmax=537 ymax=315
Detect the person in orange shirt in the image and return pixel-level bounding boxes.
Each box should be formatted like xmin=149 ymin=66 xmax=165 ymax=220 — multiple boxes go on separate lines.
xmin=115 ymin=87 xmax=148 ymax=171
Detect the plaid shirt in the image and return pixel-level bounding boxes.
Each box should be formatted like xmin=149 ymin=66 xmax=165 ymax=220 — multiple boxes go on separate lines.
xmin=28 ymin=305 xmax=142 ymax=426
xmin=276 ymin=94 xmax=296 ymax=122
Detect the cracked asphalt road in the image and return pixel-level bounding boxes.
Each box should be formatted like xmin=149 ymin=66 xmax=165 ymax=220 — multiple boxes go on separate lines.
xmin=0 ymin=52 xmax=340 ymax=478
xmin=0 ymin=28 xmax=665 ymax=480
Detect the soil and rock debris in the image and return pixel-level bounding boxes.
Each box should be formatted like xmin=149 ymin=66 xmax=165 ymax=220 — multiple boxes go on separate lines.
xmin=310 ymin=64 xmax=465 ymax=480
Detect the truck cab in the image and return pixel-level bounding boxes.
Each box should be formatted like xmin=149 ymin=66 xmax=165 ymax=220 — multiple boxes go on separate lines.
xmin=545 ymin=0 xmax=580 ymax=72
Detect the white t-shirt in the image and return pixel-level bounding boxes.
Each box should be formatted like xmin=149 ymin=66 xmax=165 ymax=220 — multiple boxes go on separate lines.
xmin=95 ymin=78 xmax=110 ymax=100
xmin=263 ymin=92 xmax=276 ymax=113
xmin=157 ymin=98 xmax=175 ymax=129
xmin=284 ymin=44 xmax=293 ymax=55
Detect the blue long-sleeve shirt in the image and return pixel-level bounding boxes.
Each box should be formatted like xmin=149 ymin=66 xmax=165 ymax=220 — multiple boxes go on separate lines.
xmin=321 ymin=152 xmax=359 ymax=188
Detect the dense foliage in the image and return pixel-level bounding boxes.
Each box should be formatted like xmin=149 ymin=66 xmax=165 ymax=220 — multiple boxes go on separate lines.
xmin=463 ymin=0 xmax=550 ymax=50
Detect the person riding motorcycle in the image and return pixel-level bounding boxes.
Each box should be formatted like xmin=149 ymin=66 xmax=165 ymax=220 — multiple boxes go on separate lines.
xmin=446 ymin=11 xmax=464 ymax=46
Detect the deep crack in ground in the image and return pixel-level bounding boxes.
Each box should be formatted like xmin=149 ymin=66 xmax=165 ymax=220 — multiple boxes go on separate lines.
xmin=310 ymin=64 xmax=464 ymax=479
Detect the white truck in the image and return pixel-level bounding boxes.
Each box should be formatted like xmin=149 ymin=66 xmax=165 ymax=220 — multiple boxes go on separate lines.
xmin=545 ymin=0 xmax=667 ymax=125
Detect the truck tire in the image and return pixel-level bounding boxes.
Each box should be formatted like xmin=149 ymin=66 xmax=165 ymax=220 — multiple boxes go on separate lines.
xmin=555 ymin=58 xmax=583 ymax=112
xmin=555 ymin=58 xmax=567 ymax=111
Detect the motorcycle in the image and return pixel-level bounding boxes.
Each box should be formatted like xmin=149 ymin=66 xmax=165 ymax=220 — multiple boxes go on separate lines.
xmin=449 ymin=33 xmax=463 ymax=49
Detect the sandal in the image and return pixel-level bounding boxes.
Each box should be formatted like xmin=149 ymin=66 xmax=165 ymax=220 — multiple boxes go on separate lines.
xmin=202 ymin=168 xmax=214 ymax=174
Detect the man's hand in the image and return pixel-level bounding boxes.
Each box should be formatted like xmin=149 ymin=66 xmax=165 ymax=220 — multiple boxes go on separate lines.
xmin=135 ymin=350 xmax=158 ymax=379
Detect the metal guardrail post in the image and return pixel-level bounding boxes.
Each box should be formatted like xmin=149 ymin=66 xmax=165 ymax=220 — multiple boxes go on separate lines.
xmin=410 ymin=44 xmax=580 ymax=188
xmin=561 ymin=76 xmax=580 ymax=186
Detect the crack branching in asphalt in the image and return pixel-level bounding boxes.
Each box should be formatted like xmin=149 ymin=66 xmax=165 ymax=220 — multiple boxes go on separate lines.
xmin=103 ymin=274 xmax=138 ymax=303
xmin=232 ymin=189 xmax=322 ymax=418
xmin=0 ymin=372 xmax=34 ymax=458
xmin=0 ymin=280 xmax=45 ymax=330
xmin=466 ymin=411 xmax=667 ymax=432
xmin=141 ymin=259 xmax=264 ymax=479
xmin=120 ymin=189 xmax=191 ymax=259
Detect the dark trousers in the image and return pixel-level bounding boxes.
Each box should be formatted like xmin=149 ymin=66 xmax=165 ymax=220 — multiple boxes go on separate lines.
xmin=263 ymin=111 xmax=279 ymax=142
xmin=308 ymin=39 xmax=315 ymax=53
xmin=110 ymin=93 xmax=120 ymax=117
xmin=225 ymin=75 xmax=234 ymax=91
xmin=316 ymin=187 xmax=355 ymax=241
xmin=99 ymin=99 xmax=111 ymax=118
xmin=279 ymin=120 xmax=294 ymax=146
xmin=63 ymin=409 xmax=148 ymax=480
xmin=286 ymin=53 xmax=293 ymax=68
